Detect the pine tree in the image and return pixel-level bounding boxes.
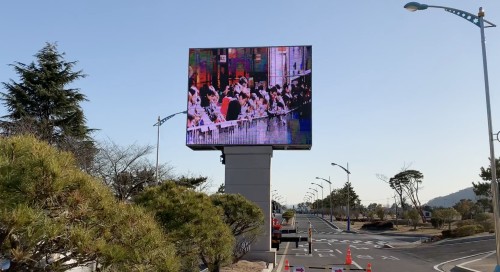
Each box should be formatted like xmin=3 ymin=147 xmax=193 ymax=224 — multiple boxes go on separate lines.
xmin=1 ymin=42 xmax=92 ymax=144
xmin=1 ymin=42 xmax=95 ymax=170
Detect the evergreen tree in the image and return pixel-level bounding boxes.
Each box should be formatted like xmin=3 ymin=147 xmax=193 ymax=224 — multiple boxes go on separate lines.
xmin=211 ymin=194 xmax=264 ymax=262
xmin=1 ymin=43 xmax=95 ymax=168
xmin=0 ymin=136 xmax=180 ymax=271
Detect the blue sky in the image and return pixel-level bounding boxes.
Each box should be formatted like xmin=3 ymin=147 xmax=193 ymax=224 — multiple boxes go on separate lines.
xmin=1 ymin=1 xmax=499 ymax=206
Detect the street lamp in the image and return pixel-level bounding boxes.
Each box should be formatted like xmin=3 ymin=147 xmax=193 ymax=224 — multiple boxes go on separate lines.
xmin=317 ymin=176 xmax=333 ymax=222
xmin=311 ymin=182 xmax=324 ymax=218
xmin=332 ymin=162 xmax=351 ymax=231
xmin=305 ymin=193 xmax=314 ymax=208
xmin=309 ymin=187 xmax=319 ymax=215
xmin=404 ymin=3 xmax=500 ymax=270
xmin=153 ymin=110 xmax=187 ymax=182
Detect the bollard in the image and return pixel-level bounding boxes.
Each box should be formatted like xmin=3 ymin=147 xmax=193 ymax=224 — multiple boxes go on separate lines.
xmin=284 ymin=259 xmax=289 ymax=271
xmin=366 ymin=263 xmax=372 ymax=272
xmin=308 ymin=223 xmax=312 ymax=254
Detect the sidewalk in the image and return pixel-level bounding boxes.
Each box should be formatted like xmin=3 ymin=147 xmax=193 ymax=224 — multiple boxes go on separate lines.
xmin=450 ymin=251 xmax=496 ymax=272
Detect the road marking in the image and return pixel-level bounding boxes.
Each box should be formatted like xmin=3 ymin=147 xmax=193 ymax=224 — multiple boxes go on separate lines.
xmin=350 ymin=245 xmax=369 ymax=250
xmin=381 ymin=256 xmax=400 ymax=261
xmin=314 ymin=249 xmax=334 ymax=253
xmin=356 ymin=255 xmax=374 ymax=260
xmin=351 ymin=260 xmax=363 ymax=269
xmin=276 ymin=242 xmax=290 ymax=271
xmin=433 ymin=251 xmax=495 ymax=272
xmin=335 ymin=249 xmax=343 ymax=254
xmin=318 ymin=253 xmax=336 ymax=258
xmin=295 ymin=253 xmax=313 ymax=257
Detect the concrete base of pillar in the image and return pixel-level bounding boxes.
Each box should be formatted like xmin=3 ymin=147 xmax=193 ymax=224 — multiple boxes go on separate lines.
xmin=242 ymin=249 xmax=276 ymax=265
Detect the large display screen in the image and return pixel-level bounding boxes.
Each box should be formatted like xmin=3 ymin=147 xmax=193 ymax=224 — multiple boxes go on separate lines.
xmin=186 ymin=46 xmax=312 ymax=150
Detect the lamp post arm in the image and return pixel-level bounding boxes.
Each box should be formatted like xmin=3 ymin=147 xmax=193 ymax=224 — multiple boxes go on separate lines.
xmin=405 ymin=3 xmax=495 ymax=27
xmin=332 ymin=163 xmax=351 ymax=174
xmin=420 ymin=5 xmax=496 ymax=28
xmin=311 ymin=183 xmax=323 ymax=188
xmin=316 ymin=177 xmax=331 ymax=184
xmin=153 ymin=110 xmax=188 ymax=127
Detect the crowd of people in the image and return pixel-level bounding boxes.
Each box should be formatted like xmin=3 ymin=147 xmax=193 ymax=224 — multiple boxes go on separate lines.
xmin=187 ymin=76 xmax=311 ymax=129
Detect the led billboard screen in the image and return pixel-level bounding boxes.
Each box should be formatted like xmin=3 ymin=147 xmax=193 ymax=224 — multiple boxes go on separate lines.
xmin=186 ymin=46 xmax=312 ymax=150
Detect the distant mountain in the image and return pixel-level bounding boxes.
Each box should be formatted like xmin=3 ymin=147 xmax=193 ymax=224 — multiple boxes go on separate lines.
xmin=426 ymin=187 xmax=477 ymax=207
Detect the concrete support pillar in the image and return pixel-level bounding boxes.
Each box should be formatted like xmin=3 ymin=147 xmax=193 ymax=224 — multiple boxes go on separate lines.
xmin=223 ymin=146 xmax=276 ymax=264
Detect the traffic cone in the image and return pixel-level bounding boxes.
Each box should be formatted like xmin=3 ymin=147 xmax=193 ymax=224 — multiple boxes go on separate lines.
xmin=285 ymin=259 xmax=289 ymax=271
xmin=366 ymin=263 xmax=372 ymax=272
xmin=345 ymin=247 xmax=352 ymax=265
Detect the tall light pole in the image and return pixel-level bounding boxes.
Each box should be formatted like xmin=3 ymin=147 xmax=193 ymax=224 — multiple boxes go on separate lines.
xmin=153 ymin=110 xmax=187 ymax=182
xmin=305 ymin=193 xmax=314 ymax=212
xmin=317 ymin=176 xmax=333 ymax=222
xmin=304 ymin=196 xmax=313 ymax=214
xmin=403 ymin=3 xmax=499 ymax=270
xmin=311 ymin=182 xmax=324 ymax=218
xmin=309 ymin=187 xmax=319 ymax=215
xmin=332 ymin=162 xmax=351 ymax=231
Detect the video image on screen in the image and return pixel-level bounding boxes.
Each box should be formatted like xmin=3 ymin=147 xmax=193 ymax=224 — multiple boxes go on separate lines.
xmin=186 ymin=46 xmax=312 ymax=150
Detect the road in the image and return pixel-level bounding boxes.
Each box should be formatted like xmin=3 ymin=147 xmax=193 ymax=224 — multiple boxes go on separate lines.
xmin=274 ymin=214 xmax=495 ymax=272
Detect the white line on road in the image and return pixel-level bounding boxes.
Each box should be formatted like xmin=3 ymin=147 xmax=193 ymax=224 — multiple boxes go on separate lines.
xmin=276 ymin=242 xmax=291 ymax=271
xmin=433 ymin=251 xmax=495 ymax=271
xmin=351 ymin=260 xmax=363 ymax=269
xmin=336 ymin=249 xmax=342 ymax=254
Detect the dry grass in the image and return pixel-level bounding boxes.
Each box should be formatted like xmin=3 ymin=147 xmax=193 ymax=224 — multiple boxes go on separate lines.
xmin=221 ymin=260 xmax=267 ymax=272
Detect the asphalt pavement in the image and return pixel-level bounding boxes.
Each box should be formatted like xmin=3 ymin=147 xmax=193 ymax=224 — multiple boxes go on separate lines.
xmin=289 ymin=216 xmax=497 ymax=272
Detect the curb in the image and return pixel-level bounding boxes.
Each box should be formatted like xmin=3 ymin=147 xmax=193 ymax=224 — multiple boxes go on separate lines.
xmin=452 ymin=265 xmax=481 ymax=272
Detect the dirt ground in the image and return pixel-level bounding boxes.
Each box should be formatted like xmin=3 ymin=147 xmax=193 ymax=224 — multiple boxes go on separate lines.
xmin=220 ymin=260 xmax=267 ymax=272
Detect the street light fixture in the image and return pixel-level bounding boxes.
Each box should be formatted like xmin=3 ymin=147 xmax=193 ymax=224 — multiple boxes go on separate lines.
xmin=404 ymin=3 xmax=499 ymax=270
xmin=332 ymin=162 xmax=351 ymax=231
xmin=317 ymin=176 xmax=333 ymax=222
xmin=309 ymin=187 xmax=319 ymax=215
xmin=311 ymin=182 xmax=324 ymax=218
xmin=153 ymin=111 xmax=187 ymax=182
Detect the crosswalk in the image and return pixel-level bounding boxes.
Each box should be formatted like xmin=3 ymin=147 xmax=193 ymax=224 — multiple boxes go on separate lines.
xmin=297 ymin=230 xmax=344 ymax=235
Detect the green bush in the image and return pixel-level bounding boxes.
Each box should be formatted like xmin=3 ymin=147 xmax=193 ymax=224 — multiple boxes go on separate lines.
xmin=135 ymin=182 xmax=234 ymax=272
xmin=0 ymin=136 xmax=181 ymax=271
xmin=475 ymin=213 xmax=494 ymax=232
xmin=282 ymin=210 xmax=295 ymax=223
xmin=455 ymin=225 xmax=480 ymax=237
xmin=456 ymin=219 xmax=475 ymax=228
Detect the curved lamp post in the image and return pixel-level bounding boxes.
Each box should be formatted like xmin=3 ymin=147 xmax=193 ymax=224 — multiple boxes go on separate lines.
xmin=304 ymin=196 xmax=313 ymax=214
xmin=309 ymin=188 xmax=319 ymax=215
xmin=305 ymin=193 xmax=314 ymax=211
xmin=153 ymin=110 xmax=187 ymax=182
xmin=317 ymin=176 xmax=333 ymax=222
xmin=404 ymin=3 xmax=499 ymax=270
xmin=332 ymin=162 xmax=351 ymax=231
xmin=311 ymin=182 xmax=324 ymax=218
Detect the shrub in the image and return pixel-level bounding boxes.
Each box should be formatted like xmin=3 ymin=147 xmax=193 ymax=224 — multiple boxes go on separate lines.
xmin=0 ymin=136 xmax=180 ymax=271
xmin=361 ymin=221 xmax=394 ymax=230
xmin=135 ymin=182 xmax=234 ymax=272
xmin=455 ymin=225 xmax=479 ymax=237
xmin=210 ymin=194 xmax=264 ymax=262
xmin=475 ymin=213 xmax=494 ymax=232
xmin=456 ymin=219 xmax=475 ymax=228
xmin=282 ymin=210 xmax=295 ymax=223
xmin=441 ymin=229 xmax=456 ymax=238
